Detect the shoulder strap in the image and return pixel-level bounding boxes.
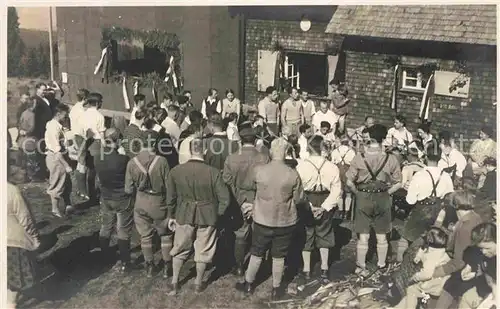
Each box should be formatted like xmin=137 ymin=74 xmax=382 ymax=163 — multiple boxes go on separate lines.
xmin=425 ymin=170 xmax=444 ymax=197
xmin=340 ymin=149 xmax=349 ymax=165
xmin=361 ymin=153 xmax=390 ymax=181
xmin=305 ymin=158 xmax=327 ymax=185
xmin=133 ymin=157 xmax=148 ymax=175
xmin=148 ymin=156 xmax=160 ymax=174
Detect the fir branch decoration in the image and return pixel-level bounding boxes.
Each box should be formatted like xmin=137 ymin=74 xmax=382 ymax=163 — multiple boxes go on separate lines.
xmin=417 ymin=62 xmax=439 ymax=76
xmin=383 ymin=55 xmax=402 ymax=68
xmin=101 ymin=26 xmax=180 ymax=53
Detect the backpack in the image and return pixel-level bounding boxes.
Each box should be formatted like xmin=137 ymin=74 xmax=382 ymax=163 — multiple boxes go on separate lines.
xmin=133 ymin=156 xmax=161 ymax=193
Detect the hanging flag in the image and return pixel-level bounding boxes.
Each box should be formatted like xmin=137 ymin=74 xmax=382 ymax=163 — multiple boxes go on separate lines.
xmin=419 ymin=74 xmax=435 ymax=121
xmin=152 ymin=80 xmax=158 ymax=103
xmin=93 ymin=48 xmax=108 ymax=75
xmin=164 ymin=56 xmax=178 ymax=89
xmin=122 ymin=76 xmax=131 ymax=110
xmin=391 ymin=65 xmax=400 ymax=111
xmin=133 ymin=81 xmax=139 ymax=96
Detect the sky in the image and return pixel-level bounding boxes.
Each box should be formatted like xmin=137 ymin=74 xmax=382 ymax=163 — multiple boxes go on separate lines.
xmin=15 ymin=7 xmax=56 ymax=30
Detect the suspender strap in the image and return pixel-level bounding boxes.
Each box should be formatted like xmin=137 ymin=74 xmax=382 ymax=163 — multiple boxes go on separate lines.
xmin=361 ymin=153 xmax=390 ymax=181
xmin=133 ymin=156 xmax=160 ymax=176
xmin=425 ymin=170 xmax=443 ymax=197
xmin=306 ymin=159 xmax=327 ymax=189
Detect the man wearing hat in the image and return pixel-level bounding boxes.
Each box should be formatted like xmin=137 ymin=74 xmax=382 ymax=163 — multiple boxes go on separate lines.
xmin=236 ymin=137 xmax=303 ymax=301
xmin=166 ymin=138 xmax=230 ymax=295
xmin=94 ymin=128 xmax=133 ymax=272
xmin=124 ymin=130 xmax=174 ymax=278
xmin=222 ymin=127 xmax=270 ymax=276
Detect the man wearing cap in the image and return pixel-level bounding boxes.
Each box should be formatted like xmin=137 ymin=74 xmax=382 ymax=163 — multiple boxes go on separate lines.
xmin=69 ymin=88 xmax=90 ymax=200
xmin=166 ymin=138 xmax=230 ymax=295
xmin=345 ymin=124 xmax=402 ymax=276
xmin=222 ymin=127 xmax=270 ymax=277
xmin=296 ymin=135 xmax=342 ymax=283
xmin=125 ymin=131 xmax=174 ymax=278
xmin=94 ymin=128 xmax=133 ymax=272
xmin=236 ymin=137 xmax=303 ymax=301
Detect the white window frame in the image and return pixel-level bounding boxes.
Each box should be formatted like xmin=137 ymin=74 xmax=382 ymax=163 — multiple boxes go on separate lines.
xmin=401 ymin=67 xmax=428 ymax=92
xmin=284 ymin=55 xmax=300 ymax=89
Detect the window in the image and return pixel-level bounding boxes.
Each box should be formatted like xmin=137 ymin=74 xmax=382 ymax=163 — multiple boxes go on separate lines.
xmin=401 ymin=67 xmax=429 ymax=92
xmin=284 ymin=52 xmax=329 ymax=96
xmin=111 ymin=40 xmax=169 ymax=77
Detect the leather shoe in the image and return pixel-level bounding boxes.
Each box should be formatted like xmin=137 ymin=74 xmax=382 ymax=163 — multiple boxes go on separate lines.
xmin=194 ymin=283 xmax=205 ymax=294
xmin=235 ymin=281 xmax=254 ymax=296
xmin=167 ymin=283 xmax=179 ymax=296
xmin=232 ymin=266 xmax=245 ymax=277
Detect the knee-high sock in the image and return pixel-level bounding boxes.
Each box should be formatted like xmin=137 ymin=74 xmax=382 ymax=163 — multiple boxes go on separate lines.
xmin=141 ymin=240 xmax=154 ymax=263
xmin=396 ymin=238 xmax=409 ymax=262
xmin=376 ymin=237 xmax=389 ymax=267
xmin=171 ymin=257 xmax=184 ymax=284
xmin=245 ymin=255 xmax=263 ymax=283
xmin=319 ymin=248 xmax=329 ymax=271
xmin=302 ymin=251 xmax=311 ymax=273
xmin=356 ymin=238 xmax=369 ymax=268
xmin=195 ymin=262 xmax=207 ymax=286
xmin=272 ymin=257 xmax=285 ymax=288
xmin=234 ymin=241 xmax=247 ymax=267
xmin=161 ymin=235 xmax=173 ymax=262
xmin=344 ymin=194 xmax=352 ymax=212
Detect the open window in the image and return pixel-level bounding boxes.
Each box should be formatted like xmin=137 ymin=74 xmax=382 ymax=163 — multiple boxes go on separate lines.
xmin=284 ymin=52 xmax=328 ymax=96
xmin=401 ymin=67 xmax=431 ymax=92
xmin=111 ymin=40 xmax=169 ymax=77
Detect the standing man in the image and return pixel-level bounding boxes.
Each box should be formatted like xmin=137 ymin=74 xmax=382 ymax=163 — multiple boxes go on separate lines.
xmin=201 ymin=88 xmax=222 ymax=119
xmin=17 ymin=97 xmax=38 ymax=182
xmin=203 ymin=113 xmax=239 ymax=170
xmin=125 ymin=132 xmax=174 ymax=278
xmin=236 ymin=138 xmax=303 ymax=300
xmin=161 ymin=105 xmax=181 ymax=150
xmin=345 ymin=124 xmax=402 ymax=276
xmin=33 ymin=83 xmax=53 ymax=180
xmin=166 ymin=138 xmax=231 ymax=295
xmin=296 ymin=135 xmax=342 ymax=282
xmin=300 ymin=90 xmax=316 ymax=126
xmin=129 ymin=94 xmax=146 ymax=125
xmin=82 ymin=93 xmax=106 ymax=202
xmin=45 ymin=104 xmax=73 ymax=218
xmin=222 ymin=127 xmax=270 ymax=276
xmin=257 ymin=86 xmax=280 ymax=136
xmin=330 ymin=83 xmax=350 ymax=134
xmin=94 ymin=128 xmax=133 ymax=272
xmin=16 ymin=91 xmax=32 ymax=127
xmin=281 ymin=87 xmax=303 ymax=137
xmin=311 ymin=100 xmax=337 ymax=134
xmin=122 ymin=110 xmax=147 ymax=158
xmin=69 ymin=88 xmax=90 ymax=200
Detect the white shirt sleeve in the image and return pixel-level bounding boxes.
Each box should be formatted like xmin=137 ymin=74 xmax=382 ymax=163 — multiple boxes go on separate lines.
xmin=406 ymin=172 xmax=422 ymax=205
xmin=201 ymin=100 xmax=207 ymax=119
xmin=216 ymin=100 xmax=222 ymax=114
xmin=406 ymin=130 xmax=414 ymax=143
xmin=311 ymin=101 xmax=316 ymax=115
xmin=45 ymin=121 xmax=62 ymax=153
xmin=383 ymin=128 xmax=395 ymax=146
xmin=452 ymin=150 xmax=467 ymax=178
xmin=96 ymin=114 xmax=106 ymax=138
xmin=258 ymin=101 xmax=266 ymax=120
xmin=321 ymin=164 xmax=342 ymax=211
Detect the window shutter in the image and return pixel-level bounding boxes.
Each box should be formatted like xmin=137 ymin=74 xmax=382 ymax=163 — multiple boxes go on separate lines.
xmin=327 ymin=55 xmax=339 ymax=96
xmin=258 ymin=50 xmax=278 ymax=92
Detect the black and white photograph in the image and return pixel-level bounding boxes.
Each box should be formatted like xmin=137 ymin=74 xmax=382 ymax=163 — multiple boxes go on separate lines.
xmin=4 ymin=4 xmax=498 ymax=309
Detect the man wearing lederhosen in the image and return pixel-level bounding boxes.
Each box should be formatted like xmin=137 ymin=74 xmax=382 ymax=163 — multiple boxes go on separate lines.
xmin=166 ymin=138 xmax=230 ymax=295
xmin=222 ymin=127 xmax=270 ymax=277
xmin=125 ymin=131 xmax=174 ymax=278
xmin=236 ymin=137 xmax=303 ymax=301
xmin=345 ymin=124 xmax=402 ymax=276
xmin=296 ymin=135 xmax=342 ymax=283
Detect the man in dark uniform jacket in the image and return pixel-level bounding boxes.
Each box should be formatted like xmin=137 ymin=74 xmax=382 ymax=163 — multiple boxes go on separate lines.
xmin=345 ymin=124 xmax=402 ymax=277
xmin=94 ymin=128 xmax=133 ymax=273
xmin=222 ymin=127 xmax=270 ymax=276
xmin=166 ymin=138 xmax=230 ymax=295
xmin=125 ymin=132 xmax=174 ymax=278
xmin=203 ymin=113 xmax=239 ymax=170
xmin=33 ymin=83 xmax=53 ymax=180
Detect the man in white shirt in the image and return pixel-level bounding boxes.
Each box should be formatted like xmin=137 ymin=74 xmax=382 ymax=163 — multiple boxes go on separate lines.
xmin=130 ymin=94 xmax=146 ymax=124
xmin=300 ymin=90 xmax=316 ymax=125
xmin=83 ymin=93 xmax=106 ymax=149
xmin=160 ymin=93 xmax=174 ymax=110
xmin=298 ymin=124 xmax=313 ymax=160
xmin=161 ymin=105 xmax=181 ymax=149
xmin=438 ymin=133 xmax=467 ymax=186
xmin=398 ymin=144 xmax=454 ymax=261
xmin=311 ymin=100 xmax=337 ymax=134
xmin=331 ymin=135 xmax=356 ymax=220
xmin=45 ymin=104 xmax=73 ymax=218
xmin=178 ymin=122 xmax=203 ymax=165
xmin=201 ymin=88 xmax=222 ymax=119
xmin=383 ymin=115 xmax=413 ymax=148
xmin=296 ymin=135 xmax=341 ymax=283
xmin=69 ymin=88 xmax=90 ymax=200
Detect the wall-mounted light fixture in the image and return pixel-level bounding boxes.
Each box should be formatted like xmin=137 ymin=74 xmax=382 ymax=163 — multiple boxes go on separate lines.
xmin=300 ymin=15 xmax=311 ymax=32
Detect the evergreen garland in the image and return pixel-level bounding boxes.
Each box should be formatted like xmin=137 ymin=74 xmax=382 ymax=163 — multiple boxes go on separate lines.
xmin=100 ymin=26 xmax=182 ymax=91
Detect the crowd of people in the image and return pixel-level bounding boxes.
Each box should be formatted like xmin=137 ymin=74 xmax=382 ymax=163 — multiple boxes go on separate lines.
xmin=6 ymin=80 xmax=497 ymax=308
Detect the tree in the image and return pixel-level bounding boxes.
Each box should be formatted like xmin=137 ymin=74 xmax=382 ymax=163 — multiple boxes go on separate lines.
xmin=7 ymin=7 xmax=25 ymax=76
xmin=36 ymin=42 xmax=50 ymax=78
xmin=25 ymin=48 xmax=39 ymax=78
